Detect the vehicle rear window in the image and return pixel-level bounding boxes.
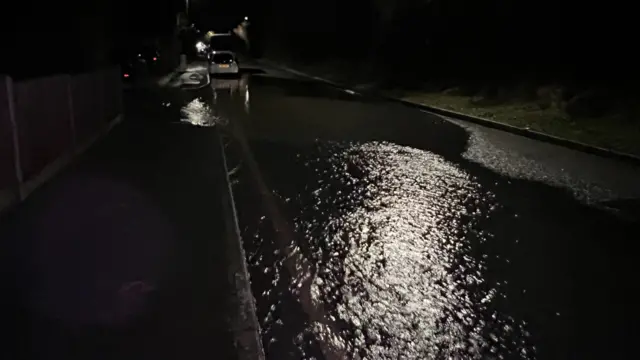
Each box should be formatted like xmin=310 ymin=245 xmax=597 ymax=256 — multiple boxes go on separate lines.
xmin=212 ymin=53 xmax=234 ymax=63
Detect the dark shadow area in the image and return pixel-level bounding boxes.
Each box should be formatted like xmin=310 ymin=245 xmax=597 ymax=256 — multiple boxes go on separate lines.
xmin=0 ymin=88 xmax=235 ymax=360
xmin=254 ymin=1 xmax=640 ymax=157
xmin=2 ymin=0 xmax=177 ymax=80
xmin=250 ymin=75 xmax=376 ymax=104
xmin=211 ymin=73 xmax=242 ymax=80
xmin=123 ymin=86 xmax=192 ymax=125
xmin=228 ymin=74 xmax=470 ymax=160
xmin=598 ymin=198 xmax=640 ymax=221
xmin=259 ymin=1 xmax=638 ymax=90
xmin=239 ymin=68 xmax=266 ymax=75
xmin=456 ymin=158 xmax=640 ymax=360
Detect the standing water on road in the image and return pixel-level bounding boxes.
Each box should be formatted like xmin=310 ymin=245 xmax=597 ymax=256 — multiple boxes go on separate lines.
xmin=212 ymin=70 xmax=637 ymax=360
xmin=231 ymin=141 xmax=536 ymax=360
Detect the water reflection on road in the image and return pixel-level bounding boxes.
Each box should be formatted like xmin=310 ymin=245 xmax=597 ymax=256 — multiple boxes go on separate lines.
xmin=180 ymin=74 xmax=250 ymax=127
xmin=206 ymin=71 xmax=637 ymax=360
xmin=233 ymin=141 xmax=534 ymax=360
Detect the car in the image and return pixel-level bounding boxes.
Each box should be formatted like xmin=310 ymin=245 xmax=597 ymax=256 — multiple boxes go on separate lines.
xmin=120 ymin=45 xmax=161 ymax=83
xmin=208 ymin=51 xmax=239 ymax=76
xmin=121 ymin=60 xmax=135 ymax=84
xmin=136 ymin=46 xmax=161 ymax=72
xmin=120 ymin=54 xmax=145 ymax=85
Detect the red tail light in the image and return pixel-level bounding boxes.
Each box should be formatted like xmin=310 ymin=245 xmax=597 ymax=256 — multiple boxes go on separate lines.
xmin=153 ymin=57 xmax=157 ymax=61
xmin=124 ymin=73 xmax=130 ymax=78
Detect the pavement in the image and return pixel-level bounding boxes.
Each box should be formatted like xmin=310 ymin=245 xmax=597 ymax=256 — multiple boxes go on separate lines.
xmin=2 ymin=58 xmax=640 ymax=360
xmin=0 ymin=82 xmax=236 ymax=359
xmin=157 ymin=62 xmax=210 ymax=90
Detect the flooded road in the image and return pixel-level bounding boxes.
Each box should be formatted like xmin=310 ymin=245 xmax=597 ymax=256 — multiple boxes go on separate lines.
xmin=203 ymin=63 xmax=640 ymax=360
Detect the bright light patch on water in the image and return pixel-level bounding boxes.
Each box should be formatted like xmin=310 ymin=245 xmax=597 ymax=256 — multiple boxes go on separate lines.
xmin=442 ymin=117 xmax=640 ymax=203
xmin=180 ymin=97 xmax=227 ymax=127
xmin=256 ymin=141 xmax=535 ymax=359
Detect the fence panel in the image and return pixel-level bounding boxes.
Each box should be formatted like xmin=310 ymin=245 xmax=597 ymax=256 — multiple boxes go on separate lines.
xmin=13 ymin=75 xmax=73 ymax=181
xmin=70 ymin=71 xmax=104 ymax=144
xmin=102 ymin=67 xmax=123 ymax=124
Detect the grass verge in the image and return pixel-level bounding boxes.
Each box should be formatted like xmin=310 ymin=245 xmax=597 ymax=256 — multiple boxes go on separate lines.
xmin=268 ymin=56 xmax=640 ymax=158
xmin=397 ymin=92 xmax=640 ymax=157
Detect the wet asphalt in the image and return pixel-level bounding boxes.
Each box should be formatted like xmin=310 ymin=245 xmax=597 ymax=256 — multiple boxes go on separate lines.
xmin=202 ymin=62 xmax=640 ymax=360
xmin=2 ymin=61 xmax=639 ymax=360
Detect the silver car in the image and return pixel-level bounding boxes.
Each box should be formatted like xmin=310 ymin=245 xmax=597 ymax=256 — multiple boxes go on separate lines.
xmin=208 ymin=51 xmax=239 ymax=75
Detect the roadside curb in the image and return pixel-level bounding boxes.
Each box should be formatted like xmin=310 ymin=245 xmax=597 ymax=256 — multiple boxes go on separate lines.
xmin=180 ymin=72 xmax=210 ymax=90
xmin=215 ymin=130 xmax=265 ymax=360
xmin=268 ymin=61 xmax=640 ymax=166
xmin=156 ymin=72 xmax=181 ymax=87
xmin=394 ymin=100 xmax=640 ymax=165
xmin=157 ymin=62 xmax=210 ymax=89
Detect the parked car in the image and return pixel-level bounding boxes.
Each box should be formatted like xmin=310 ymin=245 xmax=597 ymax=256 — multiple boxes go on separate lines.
xmin=120 ymin=45 xmax=161 ymax=84
xmin=208 ymin=51 xmax=239 ymax=76
xmin=135 ymin=46 xmax=160 ymax=72
xmin=121 ymin=60 xmax=135 ymax=84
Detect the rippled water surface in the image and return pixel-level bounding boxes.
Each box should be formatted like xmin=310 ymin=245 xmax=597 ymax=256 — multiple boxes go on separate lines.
xmin=215 ymin=72 xmax=637 ymax=360
xmin=235 ymin=141 xmax=536 ymax=360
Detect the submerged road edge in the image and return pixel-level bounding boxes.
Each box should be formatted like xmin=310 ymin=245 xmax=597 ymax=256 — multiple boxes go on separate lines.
xmin=215 ymin=129 xmax=266 ymax=360
xmin=265 ymin=60 xmax=640 ymax=166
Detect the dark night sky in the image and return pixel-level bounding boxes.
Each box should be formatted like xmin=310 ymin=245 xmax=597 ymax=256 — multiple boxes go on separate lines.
xmin=1 ymin=0 xmax=186 ymax=76
xmin=2 ymin=0 xmax=637 ymax=85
